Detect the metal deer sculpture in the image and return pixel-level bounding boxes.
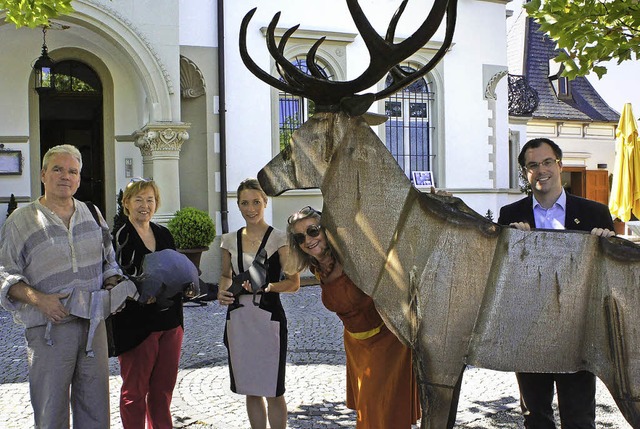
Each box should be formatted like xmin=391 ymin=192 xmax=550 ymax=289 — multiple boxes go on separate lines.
xmin=242 ymin=1 xmax=640 ymax=428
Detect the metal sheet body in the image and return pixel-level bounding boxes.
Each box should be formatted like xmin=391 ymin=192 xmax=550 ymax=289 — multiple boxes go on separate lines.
xmin=470 ymin=229 xmax=603 ymax=372
xmin=136 ymin=249 xmax=200 ymax=308
xmin=63 ymin=280 xmax=139 ymax=357
xmin=258 ymin=112 xmax=640 ymax=428
xmin=469 ymin=229 xmax=640 ymax=423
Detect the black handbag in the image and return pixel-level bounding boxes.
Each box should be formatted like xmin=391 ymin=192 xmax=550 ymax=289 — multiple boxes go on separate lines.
xmin=86 ymin=201 xmax=118 ymax=357
xmin=228 ymin=227 xmax=272 ymax=306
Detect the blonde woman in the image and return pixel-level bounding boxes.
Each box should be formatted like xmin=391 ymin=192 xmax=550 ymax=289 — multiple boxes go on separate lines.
xmin=111 ymin=178 xmax=184 ymax=428
xmin=217 ymin=178 xmax=300 ymax=429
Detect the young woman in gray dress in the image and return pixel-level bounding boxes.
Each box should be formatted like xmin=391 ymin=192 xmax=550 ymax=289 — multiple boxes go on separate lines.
xmin=217 ymin=178 xmax=300 ymax=429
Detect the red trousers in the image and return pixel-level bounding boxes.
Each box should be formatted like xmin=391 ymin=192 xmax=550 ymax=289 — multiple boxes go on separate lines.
xmin=118 ymin=326 xmax=184 ymax=429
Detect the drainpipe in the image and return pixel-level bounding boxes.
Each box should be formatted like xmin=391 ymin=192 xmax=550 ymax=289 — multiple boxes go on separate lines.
xmin=217 ymin=0 xmax=229 ymax=233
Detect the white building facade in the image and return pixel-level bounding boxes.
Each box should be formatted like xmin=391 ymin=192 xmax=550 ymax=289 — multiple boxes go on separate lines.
xmin=0 ymin=0 xmax=517 ymax=282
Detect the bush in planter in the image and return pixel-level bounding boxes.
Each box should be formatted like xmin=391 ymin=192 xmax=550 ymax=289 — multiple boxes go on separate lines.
xmin=167 ymin=207 xmax=216 ymax=250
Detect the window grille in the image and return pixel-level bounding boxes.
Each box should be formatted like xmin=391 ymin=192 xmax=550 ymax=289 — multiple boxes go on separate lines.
xmin=384 ymin=66 xmax=434 ymax=180
xmin=278 ymin=59 xmax=327 ymax=151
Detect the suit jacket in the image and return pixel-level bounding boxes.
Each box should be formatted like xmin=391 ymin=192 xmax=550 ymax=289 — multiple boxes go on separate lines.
xmin=498 ymin=193 xmax=614 ymax=232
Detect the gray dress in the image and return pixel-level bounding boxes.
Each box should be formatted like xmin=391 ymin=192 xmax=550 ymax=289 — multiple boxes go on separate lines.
xmin=221 ymin=227 xmax=288 ymax=397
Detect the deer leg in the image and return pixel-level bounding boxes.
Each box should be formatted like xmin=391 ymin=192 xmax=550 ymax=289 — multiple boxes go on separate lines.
xmin=603 ymin=297 xmax=640 ymax=428
xmin=418 ymin=366 xmax=464 ymax=429
xmin=613 ymin=397 xmax=640 ymax=429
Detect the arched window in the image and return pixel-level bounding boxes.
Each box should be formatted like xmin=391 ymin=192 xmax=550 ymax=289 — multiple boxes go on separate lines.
xmin=384 ymin=65 xmax=434 ymax=180
xmin=278 ymin=58 xmax=331 ymax=151
xmin=52 ymin=60 xmax=102 ymax=94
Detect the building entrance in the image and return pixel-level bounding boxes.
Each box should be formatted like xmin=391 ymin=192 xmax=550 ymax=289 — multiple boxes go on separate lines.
xmin=39 ymin=60 xmax=105 ymax=214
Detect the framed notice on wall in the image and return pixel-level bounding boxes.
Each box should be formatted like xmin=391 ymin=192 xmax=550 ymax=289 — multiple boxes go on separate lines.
xmin=412 ymin=170 xmax=434 ymax=188
xmin=0 ymin=150 xmax=22 ymax=175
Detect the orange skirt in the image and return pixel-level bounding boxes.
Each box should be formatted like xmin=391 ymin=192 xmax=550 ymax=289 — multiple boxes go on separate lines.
xmin=344 ymin=324 xmax=421 ymax=428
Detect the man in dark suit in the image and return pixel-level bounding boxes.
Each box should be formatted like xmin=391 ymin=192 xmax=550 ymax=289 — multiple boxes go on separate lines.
xmin=498 ymin=137 xmax=615 ymax=429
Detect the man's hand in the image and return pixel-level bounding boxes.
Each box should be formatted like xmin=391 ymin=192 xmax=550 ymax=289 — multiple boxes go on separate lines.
xmin=34 ymin=291 xmax=70 ymax=323
xmin=7 ymin=282 xmax=69 ymax=323
xmin=430 ymin=187 xmax=452 ymax=197
xmin=591 ymin=228 xmax=615 ymax=238
xmin=509 ymin=222 xmax=531 ymax=231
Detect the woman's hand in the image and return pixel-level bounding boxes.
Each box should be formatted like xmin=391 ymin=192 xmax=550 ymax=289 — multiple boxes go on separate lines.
xmin=218 ymin=288 xmax=235 ymax=306
xmin=103 ymin=275 xmax=122 ymax=290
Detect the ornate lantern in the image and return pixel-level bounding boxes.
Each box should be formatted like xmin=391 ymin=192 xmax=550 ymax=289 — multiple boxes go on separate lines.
xmin=33 ymin=26 xmax=55 ymax=94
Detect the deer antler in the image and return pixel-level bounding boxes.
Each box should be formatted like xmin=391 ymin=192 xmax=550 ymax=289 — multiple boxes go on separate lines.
xmin=239 ymin=0 xmax=457 ymax=115
xmin=239 ymin=9 xmax=307 ymax=97
xmin=114 ymin=228 xmax=139 ymax=276
xmin=376 ymin=0 xmax=457 ymax=99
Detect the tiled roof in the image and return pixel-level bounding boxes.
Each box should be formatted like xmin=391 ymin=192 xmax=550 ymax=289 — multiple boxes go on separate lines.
xmin=508 ymin=14 xmax=620 ymax=123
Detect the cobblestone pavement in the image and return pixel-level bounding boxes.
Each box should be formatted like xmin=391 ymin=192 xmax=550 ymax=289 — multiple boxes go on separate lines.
xmin=0 ymin=285 xmax=631 ymax=428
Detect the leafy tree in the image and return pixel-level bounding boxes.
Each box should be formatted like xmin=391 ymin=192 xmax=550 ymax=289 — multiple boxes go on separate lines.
xmin=524 ymin=0 xmax=640 ymax=79
xmin=519 ymin=169 xmax=532 ymax=196
xmin=485 ymin=209 xmax=494 ymax=222
xmin=0 ymin=0 xmax=74 ymax=28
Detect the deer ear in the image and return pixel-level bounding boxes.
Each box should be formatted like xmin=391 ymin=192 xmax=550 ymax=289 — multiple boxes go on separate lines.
xmin=340 ymin=94 xmax=375 ymax=117
xmin=362 ymin=112 xmax=388 ymax=126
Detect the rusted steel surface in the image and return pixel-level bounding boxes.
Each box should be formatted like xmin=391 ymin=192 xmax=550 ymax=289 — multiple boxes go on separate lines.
xmin=258 ymin=112 xmax=640 ymax=429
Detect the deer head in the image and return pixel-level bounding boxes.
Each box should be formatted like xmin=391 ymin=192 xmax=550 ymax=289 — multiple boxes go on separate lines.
xmin=240 ymin=0 xmax=458 ymax=116
xmin=258 ymin=111 xmax=356 ymax=196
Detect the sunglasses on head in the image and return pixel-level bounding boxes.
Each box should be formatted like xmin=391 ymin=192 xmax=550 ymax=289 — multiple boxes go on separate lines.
xmin=287 ymin=206 xmax=320 ymax=225
xmin=127 ymin=177 xmax=152 ymax=188
xmin=292 ymin=224 xmax=322 ymax=245
xmin=288 ymin=205 xmax=320 ymax=224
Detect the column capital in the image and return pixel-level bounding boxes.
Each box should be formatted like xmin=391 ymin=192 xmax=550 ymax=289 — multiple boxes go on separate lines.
xmin=134 ymin=122 xmax=191 ymax=156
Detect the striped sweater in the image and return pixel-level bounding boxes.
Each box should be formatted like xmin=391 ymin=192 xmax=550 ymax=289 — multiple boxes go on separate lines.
xmin=0 ymin=198 xmax=121 ymax=328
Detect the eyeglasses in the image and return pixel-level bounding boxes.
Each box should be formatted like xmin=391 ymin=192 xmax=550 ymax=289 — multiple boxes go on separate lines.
xmin=287 ymin=205 xmax=320 ymax=224
xmin=292 ymin=224 xmax=322 ymax=245
xmin=523 ymin=158 xmax=559 ymax=172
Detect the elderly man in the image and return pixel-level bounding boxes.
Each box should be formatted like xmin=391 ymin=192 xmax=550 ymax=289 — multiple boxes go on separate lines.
xmin=0 ymin=144 xmax=122 ymax=428
xmin=499 ymin=137 xmax=615 ymax=429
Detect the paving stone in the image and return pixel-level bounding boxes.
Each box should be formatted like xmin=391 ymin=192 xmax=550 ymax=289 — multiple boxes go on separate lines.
xmin=0 ymin=286 xmax=632 ymax=428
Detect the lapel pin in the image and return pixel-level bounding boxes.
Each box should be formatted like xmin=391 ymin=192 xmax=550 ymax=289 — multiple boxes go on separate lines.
xmin=574 ymin=218 xmax=580 ymax=224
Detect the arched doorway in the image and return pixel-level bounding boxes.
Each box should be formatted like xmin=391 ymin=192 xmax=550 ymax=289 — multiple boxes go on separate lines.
xmin=39 ymin=60 xmax=105 ymax=213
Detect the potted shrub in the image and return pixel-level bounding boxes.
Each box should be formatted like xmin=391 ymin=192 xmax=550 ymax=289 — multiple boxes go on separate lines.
xmin=167 ymin=207 xmax=216 ymax=272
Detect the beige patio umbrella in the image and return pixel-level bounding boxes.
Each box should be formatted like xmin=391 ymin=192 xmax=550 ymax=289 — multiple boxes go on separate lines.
xmin=609 ymin=103 xmax=640 ymax=222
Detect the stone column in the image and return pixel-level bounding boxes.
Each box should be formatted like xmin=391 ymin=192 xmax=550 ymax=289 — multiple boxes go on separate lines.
xmin=134 ymin=122 xmax=190 ymax=224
